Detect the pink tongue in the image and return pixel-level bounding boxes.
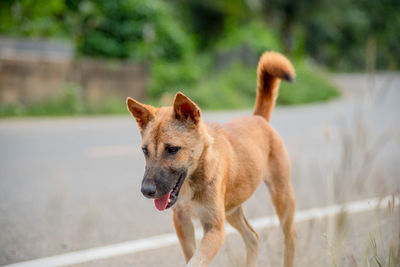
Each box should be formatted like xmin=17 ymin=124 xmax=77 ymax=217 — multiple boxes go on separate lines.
xmin=154 ymin=192 xmax=170 ymax=211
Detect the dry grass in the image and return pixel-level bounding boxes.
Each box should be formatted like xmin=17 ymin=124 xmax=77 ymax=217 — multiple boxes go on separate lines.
xmin=320 ymin=74 xmax=399 ymax=266
xmin=218 ymin=73 xmax=400 ymax=267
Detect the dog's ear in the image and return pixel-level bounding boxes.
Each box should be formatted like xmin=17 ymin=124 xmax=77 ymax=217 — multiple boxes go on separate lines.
xmin=126 ymin=97 xmax=155 ymax=129
xmin=173 ymin=92 xmax=201 ymax=125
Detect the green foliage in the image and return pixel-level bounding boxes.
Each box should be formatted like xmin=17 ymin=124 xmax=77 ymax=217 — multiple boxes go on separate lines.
xmin=256 ymin=0 xmax=400 ymax=70
xmin=0 ymin=0 xmax=343 ymax=117
xmin=0 ymin=103 xmax=24 ymax=117
xmin=85 ymin=98 xmax=127 ymax=114
xmin=187 ymin=63 xmax=257 ymax=110
xmin=1 ymin=0 xmax=398 ymax=71
xmin=147 ymin=53 xmax=210 ymax=100
xmin=0 ymin=0 xmax=71 ymax=38
xmin=0 ymin=83 xmax=130 ymax=117
xmin=262 ymin=0 xmax=400 ymax=70
xmin=215 ymin=21 xmax=282 ymax=55
xmin=0 ymin=82 xmax=130 ymax=117
xmin=0 ymin=83 xmax=83 ymax=117
xmin=0 ymin=59 xmax=339 ymax=117
xmin=147 ymin=21 xmax=282 ymax=108
xmin=148 ymin=21 xmax=338 ymax=110
xmin=278 ymin=61 xmax=339 ymax=105
xmin=150 ymin=61 xmax=339 ymax=110
xmin=0 ymin=0 xmax=194 ymax=61
xmin=76 ymin=0 xmax=194 ymax=61
xmin=170 ymin=0 xmax=251 ymax=50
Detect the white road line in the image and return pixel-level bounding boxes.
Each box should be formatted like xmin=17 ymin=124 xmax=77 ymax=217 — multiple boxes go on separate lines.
xmin=4 ymin=195 xmax=398 ymax=267
xmin=85 ymin=144 xmax=140 ymax=158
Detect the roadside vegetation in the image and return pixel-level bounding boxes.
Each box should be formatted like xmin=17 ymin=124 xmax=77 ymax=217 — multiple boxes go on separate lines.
xmin=0 ymin=0 xmax=398 ymax=116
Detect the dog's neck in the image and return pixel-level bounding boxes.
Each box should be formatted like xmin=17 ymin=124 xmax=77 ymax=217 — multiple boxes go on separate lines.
xmin=176 ymin=124 xmax=218 ymax=204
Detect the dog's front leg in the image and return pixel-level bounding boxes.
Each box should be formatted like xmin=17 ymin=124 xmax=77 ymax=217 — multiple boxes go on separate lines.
xmin=173 ymin=206 xmax=196 ymax=263
xmin=186 ymin=214 xmax=225 ymax=267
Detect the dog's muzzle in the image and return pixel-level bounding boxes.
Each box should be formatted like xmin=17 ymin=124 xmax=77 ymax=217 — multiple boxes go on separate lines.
xmin=141 ymin=169 xmax=187 ymax=211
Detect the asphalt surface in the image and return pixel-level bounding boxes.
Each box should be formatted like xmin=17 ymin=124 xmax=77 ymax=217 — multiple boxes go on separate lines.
xmin=0 ymin=73 xmax=399 ymax=266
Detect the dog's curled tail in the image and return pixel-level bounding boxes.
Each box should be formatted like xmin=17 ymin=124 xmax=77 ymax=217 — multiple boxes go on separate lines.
xmin=253 ymin=51 xmax=295 ymax=122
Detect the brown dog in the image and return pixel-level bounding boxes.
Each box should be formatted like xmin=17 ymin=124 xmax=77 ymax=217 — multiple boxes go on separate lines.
xmin=127 ymin=51 xmax=296 ymax=267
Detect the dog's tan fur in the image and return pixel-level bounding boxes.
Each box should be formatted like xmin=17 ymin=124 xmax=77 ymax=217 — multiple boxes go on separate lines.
xmin=127 ymin=51 xmax=296 ymax=267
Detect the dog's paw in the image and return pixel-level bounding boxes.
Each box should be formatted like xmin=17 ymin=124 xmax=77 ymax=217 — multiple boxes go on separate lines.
xmin=185 ymin=257 xmax=206 ymax=267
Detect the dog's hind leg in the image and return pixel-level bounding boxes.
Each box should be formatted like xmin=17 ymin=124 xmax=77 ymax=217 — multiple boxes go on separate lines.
xmin=264 ymin=146 xmax=296 ymax=267
xmin=226 ymin=206 xmax=259 ymax=267
xmin=173 ymin=206 xmax=196 ymax=263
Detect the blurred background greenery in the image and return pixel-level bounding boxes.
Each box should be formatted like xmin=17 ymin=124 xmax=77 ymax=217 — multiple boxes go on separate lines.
xmin=0 ymin=0 xmax=398 ymax=116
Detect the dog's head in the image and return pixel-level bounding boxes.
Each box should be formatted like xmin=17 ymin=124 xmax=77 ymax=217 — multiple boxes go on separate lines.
xmin=127 ymin=92 xmax=211 ymax=211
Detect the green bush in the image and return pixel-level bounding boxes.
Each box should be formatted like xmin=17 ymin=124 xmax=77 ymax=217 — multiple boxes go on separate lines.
xmin=186 ymin=63 xmax=257 ymax=109
xmin=0 ymin=0 xmax=70 ymax=38
xmin=27 ymin=83 xmax=84 ymax=115
xmin=167 ymin=61 xmax=339 ymax=110
xmin=0 ymin=103 xmax=25 ymax=117
xmin=215 ymin=21 xmax=282 ymax=55
xmin=278 ymin=61 xmax=339 ymax=105
xmin=148 ymin=21 xmax=339 ymax=110
xmin=0 ymin=83 xmax=82 ymax=117
xmin=76 ymin=0 xmax=194 ymax=61
xmin=147 ymin=21 xmax=282 ymax=108
xmin=147 ymin=53 xmax=210 ymax=100
xmin=0 ymin=82 xmax=132 ymax=117
xmin=0 ymin=59 xmax=338 ymax=117
xmin=0 ymin=4 xmax=341 ymax=117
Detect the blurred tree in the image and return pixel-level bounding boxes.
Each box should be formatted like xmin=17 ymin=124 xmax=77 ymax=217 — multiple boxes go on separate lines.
xmin=302 ymin=0 xmax=400 ymax=70
xmin=0 ymin=0 xmax=194 ymax=62
xmin=260 ymin=0 xmax=400 ymax=70
xmin=171 ymin=0 xmax=251 ymax=50
xmin=0 ymin=0 xmax=71 ymax=37
xmin=0 ymin=0 xmax=398 ymax=70
xmin=259 ymin=0 xmax=326 ymax=55
xmin=74 ymin=0 xmax=194 ymax=61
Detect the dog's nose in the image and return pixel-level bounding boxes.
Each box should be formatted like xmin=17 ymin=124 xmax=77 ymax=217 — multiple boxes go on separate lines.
xmin=141 ymin=183 xmax=156 ymax=198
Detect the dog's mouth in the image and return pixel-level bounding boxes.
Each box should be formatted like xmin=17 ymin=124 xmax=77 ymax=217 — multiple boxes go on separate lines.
xmin=154 ymin=172 xmax=186 ymax=211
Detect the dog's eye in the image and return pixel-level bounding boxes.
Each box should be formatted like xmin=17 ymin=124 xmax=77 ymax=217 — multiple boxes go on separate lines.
xmin=142 ymin=146 xmax=149 ymax=156
xmin=165 ymin=145 xmax=181 ymax=155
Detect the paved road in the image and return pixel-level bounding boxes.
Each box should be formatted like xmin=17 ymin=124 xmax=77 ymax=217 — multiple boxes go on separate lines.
xmin=0 ymin=73 xmax=399 ymax=266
